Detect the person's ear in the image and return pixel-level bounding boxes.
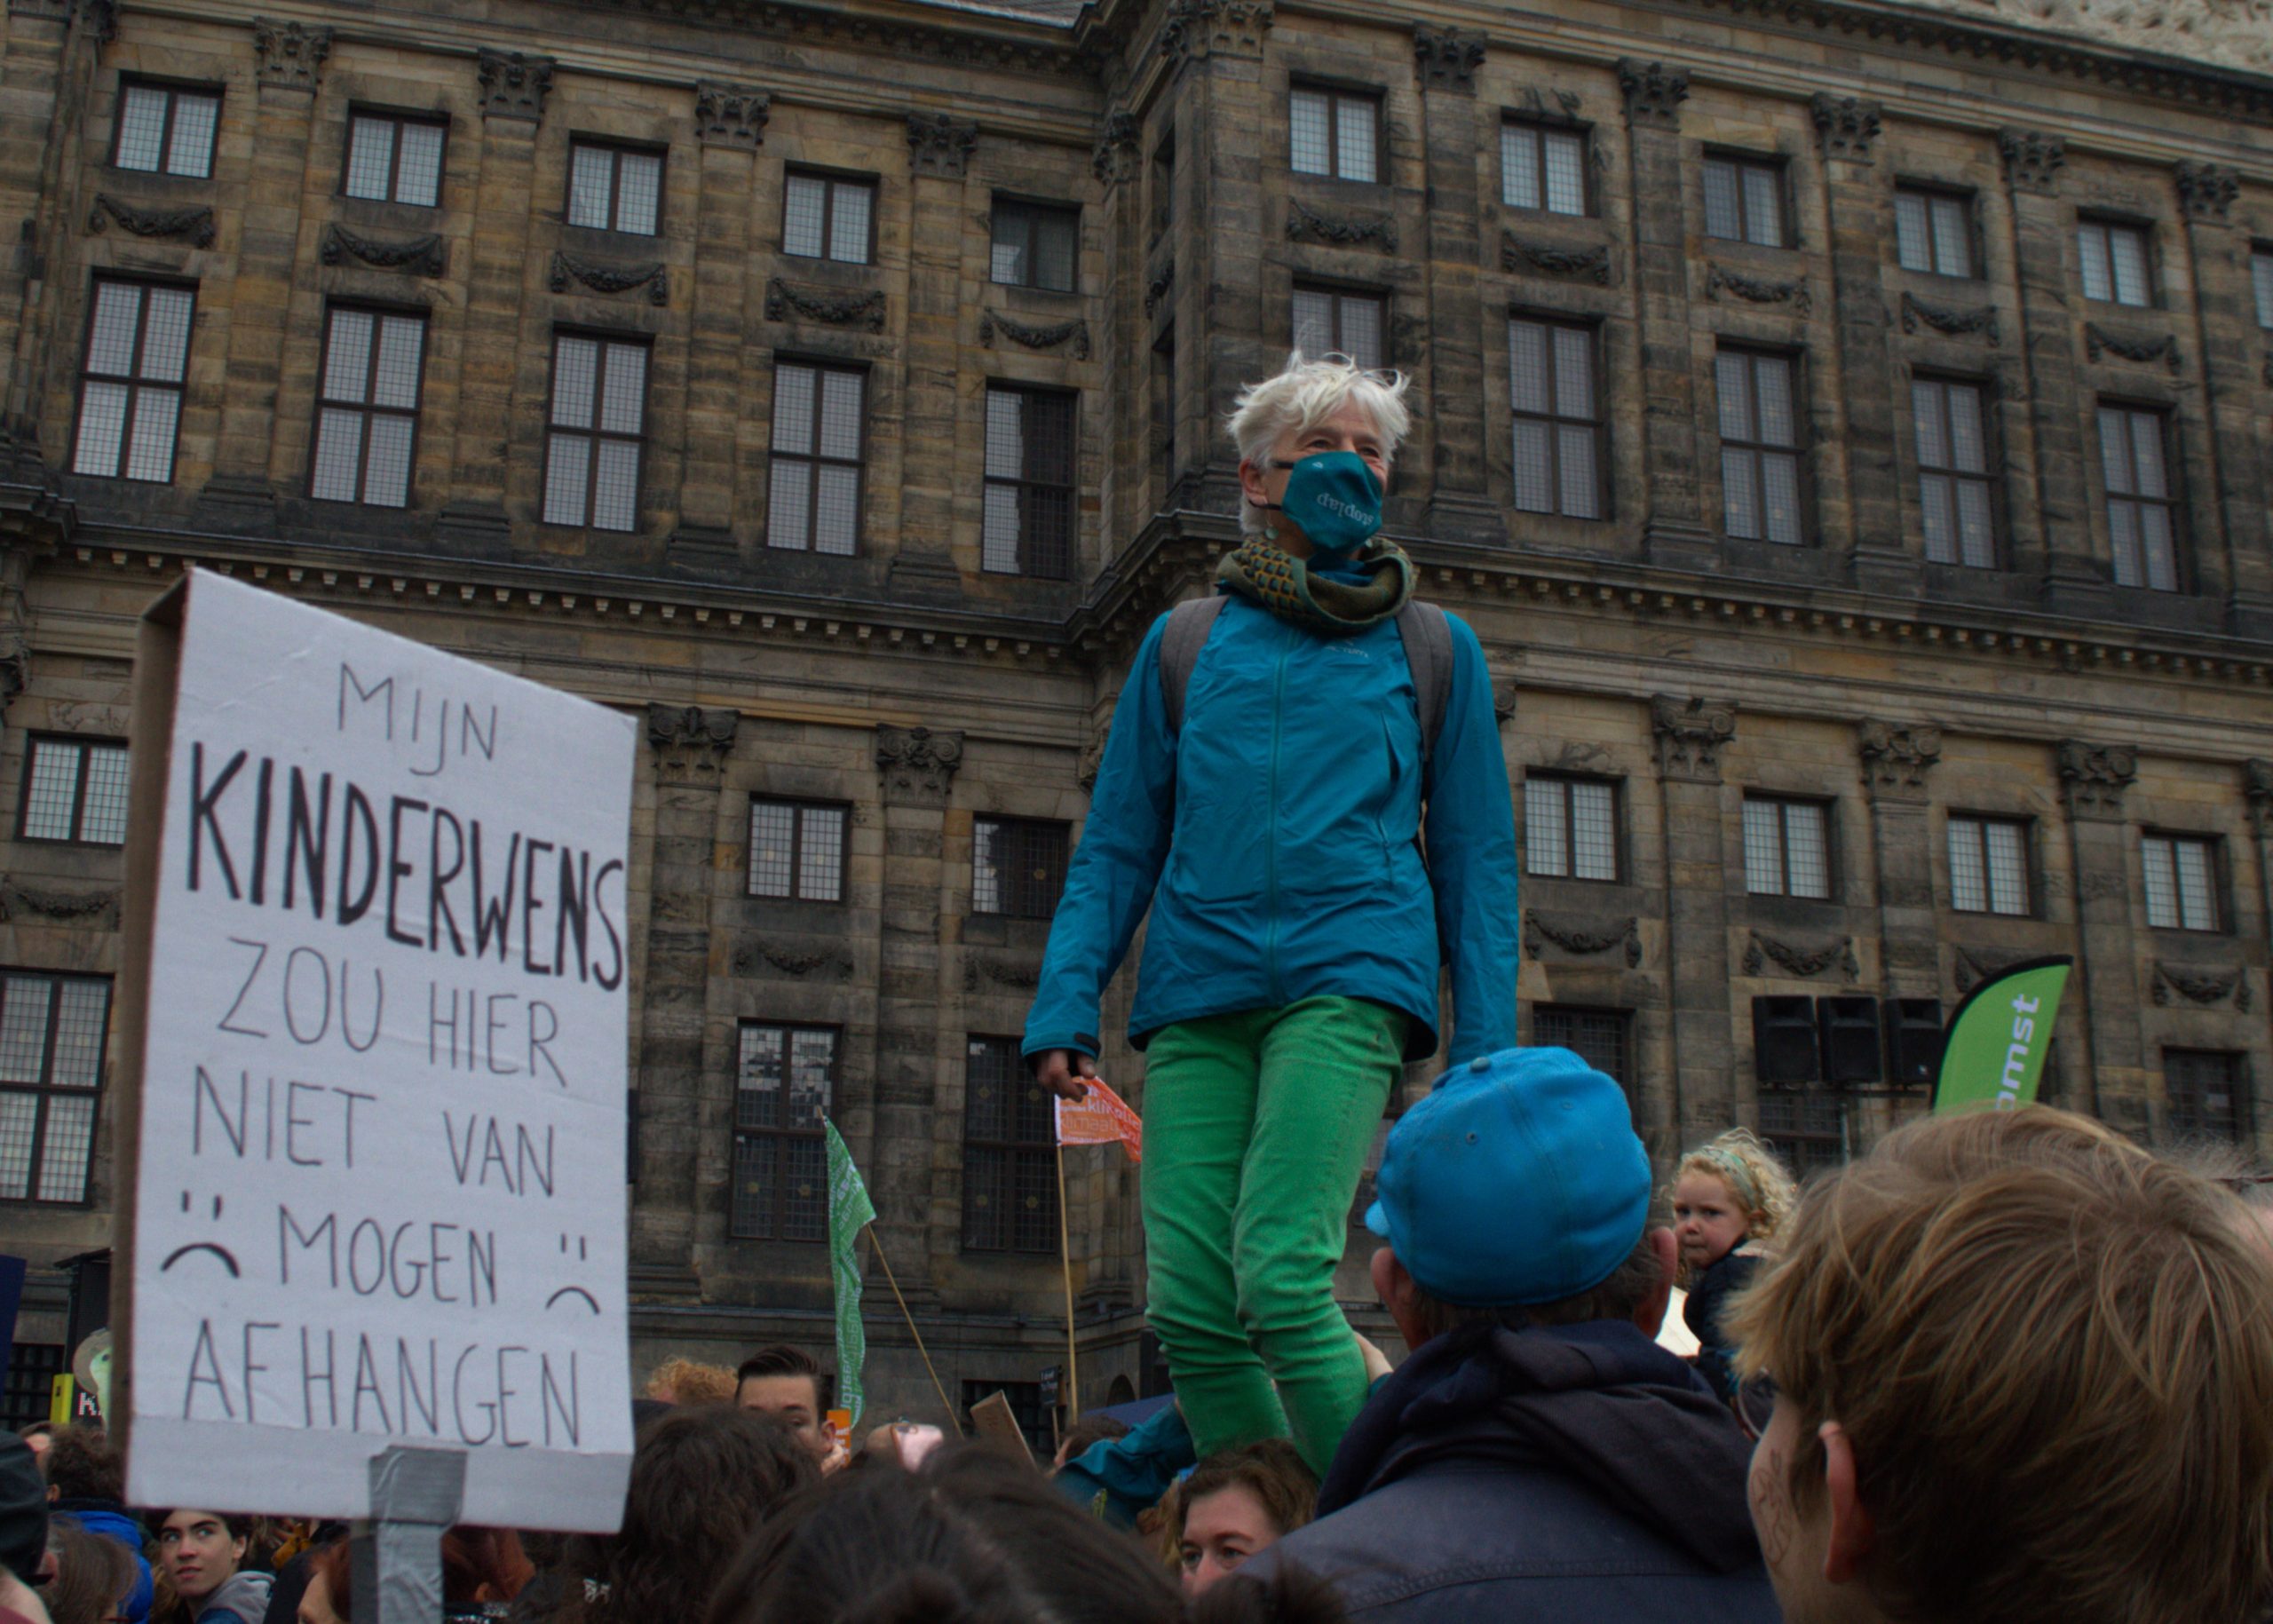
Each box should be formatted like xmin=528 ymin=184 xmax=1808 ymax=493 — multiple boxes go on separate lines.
xmin=1818 ymin=1421 xmax=1876 ymax=1585
xmin=1635 ymin=1227 xmax=1678 ymax=1336
xmin=1238 ymin=456 xmax=1270 ymax=511
xmin=1371 ymin=1248 xmax=1430 ymax=1350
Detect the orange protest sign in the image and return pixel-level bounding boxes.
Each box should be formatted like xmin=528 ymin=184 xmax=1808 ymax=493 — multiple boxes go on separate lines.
xmin=1054 ymin=1079 xmax=1143 ymax=1163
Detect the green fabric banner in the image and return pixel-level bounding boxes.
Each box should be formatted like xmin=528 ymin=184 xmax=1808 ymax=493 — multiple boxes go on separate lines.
xmin=825 ymin=1119 xmax=878 ymax=1428
xmin=1933 ymin=956 xmax=2073 ymax=1115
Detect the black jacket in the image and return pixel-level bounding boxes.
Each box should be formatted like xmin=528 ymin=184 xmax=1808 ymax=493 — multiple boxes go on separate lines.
xmin=1250 ymin=1319 xmax=1781 ymax=1623
xmin=1684 ymin=1248 xmax=1762 ymax=1404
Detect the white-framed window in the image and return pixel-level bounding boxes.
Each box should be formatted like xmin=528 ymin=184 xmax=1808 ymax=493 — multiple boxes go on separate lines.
xmin=311 ymin=306 xmax=424 ymax=509
xmin=343 ymin=112 xmax=446 ymax=207
xmin=2077 ymin=219 xmax=2151 ymax=307
xmin=2142 ymin=833 xmax=2219 ymax=931
xmin=112 ymin=82 xmax=219 ymax=178
xmin=1525 ymin=777 xmax=1618 ymax=881
xmin=1289 ymin=87 xmax=1378 ymax=183
xmin=1744 ymin=796 xmax=1831 ymax=899
xmin=1948 ymin=815 xmax=2028 ymax=915
xmin=1501 ymin=122 xmax=1587 ymax=216
xmin=566 ymin=141 xmax=663 ymax=236
xmin=1893 ymin=188 xmax=1973 ymax=278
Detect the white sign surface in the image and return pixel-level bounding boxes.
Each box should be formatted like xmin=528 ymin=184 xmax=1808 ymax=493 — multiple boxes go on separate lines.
xmin=123 ymin=571 xmax=637 ymax=1529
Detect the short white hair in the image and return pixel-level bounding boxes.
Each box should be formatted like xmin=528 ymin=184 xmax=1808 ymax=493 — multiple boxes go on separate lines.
xmin=1226 ymin=350 xmax=1414 ymax=471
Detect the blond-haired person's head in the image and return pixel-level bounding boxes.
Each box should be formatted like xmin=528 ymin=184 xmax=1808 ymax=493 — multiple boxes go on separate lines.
xmin=1730 ymin=1106 xmax=2273 ymax=1624
xmin=1228 ymin=352 xmax=1412 ymax=551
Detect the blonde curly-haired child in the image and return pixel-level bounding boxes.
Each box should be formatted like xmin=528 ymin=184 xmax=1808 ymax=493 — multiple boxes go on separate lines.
xmin=1670 ymin=1129 xmax=1797 ymax=1404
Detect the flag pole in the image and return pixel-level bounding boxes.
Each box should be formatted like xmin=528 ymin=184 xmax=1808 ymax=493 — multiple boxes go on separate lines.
xmin=1056 ymin=1142 xmax=1081 ymax=1422
xmin=866 ymin=1227 xmax=963 ymax=1437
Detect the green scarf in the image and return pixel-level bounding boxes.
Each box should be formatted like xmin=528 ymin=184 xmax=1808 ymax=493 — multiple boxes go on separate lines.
xmin=1216 ymin=536 xmax=1414 ymax=638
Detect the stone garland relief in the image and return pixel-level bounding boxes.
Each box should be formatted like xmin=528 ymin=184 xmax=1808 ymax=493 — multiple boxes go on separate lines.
xmin=733 ymin=939 xmax=853 ymax=980
xmin=321 ymin=222 xmax=445 ymax=277
xmin=550 ymin=250 xmax=668 ymax=305
xmin=764 ymin=278 xmax=887 ymax=331
xmin=1501 ymin=234 xmax=1612 ymax=285
xmin=978 ymin=312 xmax=1092 ymax=361
xmin=1522 ymin=909 xmax=1643 ymax=969
xmin=1287 ymin=197 xmax=1396 ymax=253
xmin=2084 ymin=323 xmax=2182 ymax=375
xmin=1705 ymin=265 xmax=1812 ymax=315
xmin=1743 ymin=930 xmax=1861 ymax=982
xmin=2151 ymin=961 xmax=2251 ymax=1010
xmin=1900 ymin=292 xmax=1999 ymax=345
xmin=963 ymin=956 xmax=1042 ymax=993
xmin=0 ymin=882 xmax=119 ymax=929
xmin=88 ymin=194 xmax=216 ymax=248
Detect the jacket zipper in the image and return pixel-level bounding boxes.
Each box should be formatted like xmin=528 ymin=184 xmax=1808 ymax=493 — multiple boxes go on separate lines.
xmin=1264 ymin=619 xmax=1291 ymax=1005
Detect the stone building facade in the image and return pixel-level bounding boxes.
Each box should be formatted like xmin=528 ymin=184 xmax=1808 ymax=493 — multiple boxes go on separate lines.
xmin=0 ymin=0 xmax=2268 ymax=1432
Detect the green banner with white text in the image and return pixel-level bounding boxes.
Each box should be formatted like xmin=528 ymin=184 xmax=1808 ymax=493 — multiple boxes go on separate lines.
xmin=1932 ymin=956 xmax=2073 ymax=1115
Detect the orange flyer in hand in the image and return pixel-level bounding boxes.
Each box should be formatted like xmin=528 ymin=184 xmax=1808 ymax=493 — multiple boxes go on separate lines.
xmin=1054 ymin=1078 xmax=1144 ymax=1163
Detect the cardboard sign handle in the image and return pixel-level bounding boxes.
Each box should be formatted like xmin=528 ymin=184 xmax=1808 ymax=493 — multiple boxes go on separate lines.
xmin=352 ymin=1446 xmax=468 ymax=1624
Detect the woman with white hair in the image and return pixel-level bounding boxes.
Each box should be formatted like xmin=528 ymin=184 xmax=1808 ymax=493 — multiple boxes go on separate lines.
xmin=1022 ymin=353 xmax=1520 ymax=1474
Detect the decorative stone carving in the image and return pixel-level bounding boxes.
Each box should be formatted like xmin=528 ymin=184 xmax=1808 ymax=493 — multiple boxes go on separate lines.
xmin=694 ymin=82 xmax=769 ymax=149
xmin=1413 ymin=25 xmax=1486 ymax=91
xmin=733 ymin=939 xmax=852 ymax=980
xmin=764 ymin=278 xmax=887 ymax=331
xmin=1144 ymin=261 xmax=1175 ymax=317
xmin=2172 ymin=159 xmax=2238 ymax=221
xmin=321 ymin=222 xmax=445 ymax=277
xmin=1998 ymin=128 xmax=2064 ymax=194
xmin=1492 ymin=678 xmax=1518 ymax=725
xmin=477 ymin=49 xmax=555 ymax=122
xmin=2085 ymin=322 xmax=2181 ymax=374
xmin=81 ymin=0 xmax=116 ymax=43
xmin=1523 ymin=909 xmax=1643 ymax=969
xmin=1878 ymin=0 xmax=2269 ymax=78
xmin=252 ymin=18 xmax=330 ymax=91
xmin=875 ymin=725 xmax=964 ymax=804
xmin=1077 ymin=735 xmax=1106 ymax=794
xmin=1900 ymin=291 xmax=1999 ymax=344
xmin=2055 ymin=740 xmax=2137 ymax=815
xmin=1510 ymin=83 xmax=1585 ymax=122
xmin=1857 ymin=719 xmax=1943 ymax=796
xmin=963 ymin=955 xmax=1042 ymax=992
xmin=2244 ymin=758 xmax=2273 ymax=833
xmin=1705 ymin=265 xmax=1812 ymax=314
xmin=550 ymin=250 xmax=669 ymax=305
xmin=1615 ymin=59 xmax=1689 ymax=126
xmin=1501 ymin=234 xmax=1611 ymax=284
xmin=1092 ymin=111 xmax=1139 ymax=184
xmin=88 ymin=194 xmax=216 ymax=248
xmin=1287 ymin=197 xmax=1396 ymax=252
xmin=1744 ymin=931 xmax=1860 ymax=981
xmin=646 ymin=704 xmax=739 ymax=781
xmin=907 ymin=113 xmax=978 ymax=178
xmin=1809 ymin=93 xmax=1881 ymax=162
xmin=1651 ymin=694 xmax=1736 ymax=782
xmin=978 ymin=311 xmax=1092 ymax=360
xmin=2151 ymin=961 xmax=2250 ymax=1010
xmin=1160 ymin=0 xmax=1273 ymax=65
xmin=0 ymin=883 xmax=119 ymax=928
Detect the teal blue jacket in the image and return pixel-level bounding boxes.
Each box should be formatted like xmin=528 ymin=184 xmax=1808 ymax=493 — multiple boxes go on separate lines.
xmin=1022 ymin=591 xmax=1519 ymax=1066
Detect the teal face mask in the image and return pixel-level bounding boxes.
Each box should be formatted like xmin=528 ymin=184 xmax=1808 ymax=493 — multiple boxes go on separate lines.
xmin=1264 ymin=451 xmax=1384 ymax=559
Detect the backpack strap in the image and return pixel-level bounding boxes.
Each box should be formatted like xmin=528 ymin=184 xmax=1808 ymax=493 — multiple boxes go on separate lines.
xmin=1395 ymin=599 xmax=1453 ymax=772
xmin=1159 ymin=594 xmax=1228 ymax=733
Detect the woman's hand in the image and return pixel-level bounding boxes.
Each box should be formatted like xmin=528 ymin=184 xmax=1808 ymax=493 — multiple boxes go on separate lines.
xmin=1034 ymin=1050 xmax=1097 ymax=1101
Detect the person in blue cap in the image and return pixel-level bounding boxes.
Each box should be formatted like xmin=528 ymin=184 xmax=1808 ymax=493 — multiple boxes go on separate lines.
xmin=1247 ymin=1047 xmax=1780 ymax=1624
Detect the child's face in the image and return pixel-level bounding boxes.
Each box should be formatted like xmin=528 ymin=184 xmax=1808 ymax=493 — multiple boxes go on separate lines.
xmin=1674 ymin=1172 xmax=1756 ymax=1271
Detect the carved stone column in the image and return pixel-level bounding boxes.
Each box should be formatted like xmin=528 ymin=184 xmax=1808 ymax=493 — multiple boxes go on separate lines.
xmin=2000 ymin=131 xmax=2097 ymax=608
xmin=892 ymin=115 xmax=981 ymax=589
xmin=871 ymin=725 xmax=964 ymax=1297
xmin=1652 ymin=695 xmax=1737 ymax=1144
xmin=630 ymin=705 xmax=739 ymax=1278
xmin=2056 ymin=741 xmax=2143 ymax=1129
xmin=670 ymin=83 xmax=768 ymax=568
xmin=1619 ymin=62 xmax=1710 ymax=566
xmin=1090 ymin=111 xmax=1142 ymax=554
xmin=1857 ymin=720 xmax=1941 ymax=1000
xmin=1413 ymin=28 xmax=1500 ymax=542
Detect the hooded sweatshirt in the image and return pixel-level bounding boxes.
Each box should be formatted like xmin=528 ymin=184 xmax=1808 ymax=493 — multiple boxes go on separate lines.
xmin=195 ymin=1571 xmax=273 ymax=1624
xmin=1253 ymin=1319 xmax=1780 ymax=1623
xmin=51 ymin=1501 xmax=155 ymax=1623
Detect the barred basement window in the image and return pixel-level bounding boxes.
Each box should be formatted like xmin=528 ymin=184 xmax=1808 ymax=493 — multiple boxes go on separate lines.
xmin=2077 ymin=219 xmax=2151 ymax=307
xmin=1893 ymin=188 xmax=1973 ymax=278
xmin=1743 ymin=796 xmax=1831 ymax=899
xmin=748 ymin=799 xmax=846 ymax=902
xmin=2096 ymin=404 xmax=2179 ymax=592
xmin=1289 ymin=87 xmax=1378 ymax=183
xmin=982 ymin=387 xmax=1075 ymax=578
xmin=1948 ymin=815 xmax=2029 ymax=916
xmin=1532 ymin=1005 xmax=1633 ymax=1110
xmin=1292 ymin=286 xmax=1383 ymax=371
xmin=18 ymin=738 xmax=130 ymax=845
xmin=973 ymin=818 xmax=1068 ymax=920
xmin=343 ymin=112 xmax=446 ymax=207
xmin=1524 ymin=776 xmax=1618 ymax=882
xmin=543 ymin=333 xmax=646 ymax=532
xmin=1509 ymin=318 xmax=1603 ymax=519
xmin=961 ymin=1037 xmax=1058 ymax=1254
xmin=72 ymin=280 xmax=194 ymax=483
xmin=312 ymin=306 xmax=424 ymax=508
xmin=1716 ymin=350 xmax=1803 ymax=545
xmin=112 ymin=82 xmax=219 ymax=178
xmin=2142 ymin=832 xmax=2220 ymax=932
xmin=0 ymin=972 xmax=112 ymax=1205
xmin=992 ymin=200 xmax=1079 ymax=293
xmin=768 ymin=361 xmax=864 ymax=555
xmin=1912 ymin=377 xmax=1996 ymax=568
xmin=2164 ymin=1049 xmax=2248 ymax=1143
xmin=1702 ymin=155 xmax=1785 ymax=248
xmin=1501 ymin=122 xmax=1588 ymax=216
xmin=1757 ymin=1089 xmax=1846 ymax=1176
xmin=566 ymin=140 xmax=662 ymax=236
xmin=731 ymin=1024 xmax=836 ymax=1241
xmin=782 ymin=170 xmax=874 ymax=264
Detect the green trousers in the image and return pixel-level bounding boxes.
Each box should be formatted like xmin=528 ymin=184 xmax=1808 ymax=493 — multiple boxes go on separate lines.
xmin=1141 ymin=995 xmax=1404 ymax=1476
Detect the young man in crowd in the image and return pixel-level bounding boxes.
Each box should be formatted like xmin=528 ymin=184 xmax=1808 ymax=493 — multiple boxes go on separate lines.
xmin=733 ymin=1346 xmax=831 ymax=1465
xmin=1729 ymin=1106 xmax=2273 ymax=1624
xmin=1249 ymin=1047 xmax=1778 ymax=1621
xmin=151 ymin=1509 xmax=268 ymax=1624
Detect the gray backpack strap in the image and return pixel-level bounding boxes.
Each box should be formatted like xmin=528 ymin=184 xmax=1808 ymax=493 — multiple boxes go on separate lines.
xmin=1395 ymin=600 xmax=1454 ymax=771
xmin=1159 ymin=595 xmax=1229 ymax=733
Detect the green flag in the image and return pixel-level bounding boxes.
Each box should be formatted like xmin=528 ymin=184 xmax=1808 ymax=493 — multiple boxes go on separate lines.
xmin=1933 ymin=956 xmax=2073 ymax=1115
xmin=825 ymin=1119 xmax=878 ymax=1427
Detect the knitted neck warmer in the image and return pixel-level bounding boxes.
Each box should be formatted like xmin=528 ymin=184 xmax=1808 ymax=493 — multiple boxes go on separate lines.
xmin=1216 ymin=536 xmax=1414 ymax=637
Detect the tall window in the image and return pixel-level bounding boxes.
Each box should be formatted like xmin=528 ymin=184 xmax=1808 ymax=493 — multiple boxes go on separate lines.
xmin=982 ymin=387 xmax=1075 ymax=578
xmin=781 ymin=171 xmax=874 ymax=263
xmin=2253 ymin=247 xmax=2273 ymax=330
xmin=1292 ymin=287 xmax=1383 ymax=371
xmin=991 ymin=202 xmax=1078 ymax=293
xmin=1716 ymin=350 xmax=1802 ymax=545
xmin=731 ymin=1025 xmax=836 ymax=1240
xmin=0 ymin=972 xmax=111 ymax=1205
xmin=312 ymin=306 xmax=424 ymax=509
xmin=343 ymin=112 xmax=446 ymax=207
xmin=1702 ymin=155 xmax=1785 ymax=247
xmin=2142 ymin=832 xmax=2220 ymax=931
xmin=19 ymin=738 xmax=129 ymax=845
xmin=767 ymin=361 xmax=863 ymax=555
xmin=1501 ymin=122 xmax=1587 ymax=216
xmin=2077 ymin=219 xmax=2151 ymax=306
xmin=973 ymin=818 xmax=1068 ymax=919
xmin=566 ymin=141 xmax=662 ymax=235
xmin=1288 ymin=87 xmax=1378 ymax=183
xmin=1744 ymin=796 xmax=1831 ymax=899
xmin=72 ymin=280 xmax=194 ymax=483
xmin=112 ymin=82 xmax=219 ymax=178
xmin=2096 ymin=404 xmax=2178 ymax=592
xmin=1532 ymin=1005 xmax=1633 ymax=1108
xmin=1948 ymin=815 xmax=2028 ymax=915
xmin=1758 ymin=1090 xmax=1846 ymax=1176
xmin=1509 ymin=318 xmax=1602 ymax=519
xmin=543 ymin=333 xmax=646 ymax=532
xmin=1912 ymin=377 xmax=1995 ymax=568
xmin=961 ymin=1037 xmax=1057 ymax=1254
xmin=1525 ymin=776 xmax=1618 ymax=881
xmin=1893 ymin=188 xmax=1972 ymax=277
xmin=748 ymin=799 xmax=846 ymax=901
xmin=2164 ymin=1050 xmax=2247 ymax=1143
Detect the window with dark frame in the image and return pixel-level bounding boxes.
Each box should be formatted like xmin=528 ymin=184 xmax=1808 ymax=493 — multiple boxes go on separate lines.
xmin=19 ymin=738 xmax=129 ymax=845
xmin=2142 ymin=832 xmax=2221 ymax=932
xmin=1702 ymin=154 xmax=1786 ymax=247
xmin=0 ymin=1343 xmax=64 ymax=1433
xmin=2095 ymin=403 xmax=2180 ymax=593
xmin=991 ymin=201 xmax=1079 ymax=293
xmin=1757 ymin=1089 xmax=1847 ymax=1175
xmin=961 ymin=1037 xmax=1058 ymax=1255
xmin=973 ymin=818 xmax=1069 ymax=920
xmin=343 ymin=112 xmax=446 ymax=208
xmin=1912 ymin=376 xmax=1996 ymax=568
xmin=1292 ymin=286 xmax=1384 ymax=371
xmin=960 ymin=1379 xmax=1053 ymax=1456
xmin=781 ymin=170 xmax=874 ymax=264
xmin=2164 ymin=1049 xmax=2248 ymax=1143
xmin=1532 ymin=1005 xmax=1634 ymax=1114
xmin=566 ymin=140 xmax=662 ymax=236
xmin=2077 ymin=218 xmax=2151 ymax=307
xmin=1524 ymin=775 xmax=1618 ymax=882
xmin=1715 ymin=349 xmax=1803 ymax=546
xmin=2253 ymin=247 xmax=2273 ymax=330
xmin=1501 ymin=122 xmax=1588 ymax=216
xmin=981 ymin=386 xmax=1075 ymax=578
xmin=311 ymin=305 xmax=424 ymax=509
xmin=731 ymin=1023 xmax=836 ymax=1241
xmin=767 ymin=360 xmax=864 ymax=556
xmin=1743 ymin=796 xmax=1832 ymax=899
xmin=543 ymin=333 xmax=647 ymax=532
xmin=1893 ymin=188 xmax=1973 ymax=278
xmin=747 ymin=799 xmax=847 ymax=902
xmin=1288 ymin=86 xmax=1379 ymax=183
xmin=72 ymin=279 xmax=194 ymax=484
xmin=112 ymin=82 xmax=219 ymax=178
xmin=1948 ymin=814 xmax=2029 ymax=916
xmin=1509 ymin=316 xmax=1603 ymax=520
xmin=0 ymin=971 xmax=112 ymax=1205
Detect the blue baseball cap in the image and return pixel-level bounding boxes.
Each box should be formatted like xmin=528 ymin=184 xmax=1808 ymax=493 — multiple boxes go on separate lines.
xmin=1366 ymin=1046 xmax=1652 ymax=1307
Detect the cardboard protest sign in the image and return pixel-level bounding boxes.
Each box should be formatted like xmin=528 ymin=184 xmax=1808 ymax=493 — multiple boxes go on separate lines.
xmin=111 ymin=570 xmax=638 ymax=1530
xmin=1053 ymin=1079 xmax=1142 ymax=1163
xmin=1932 ymin=956 xmax=2072 ymax=1116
